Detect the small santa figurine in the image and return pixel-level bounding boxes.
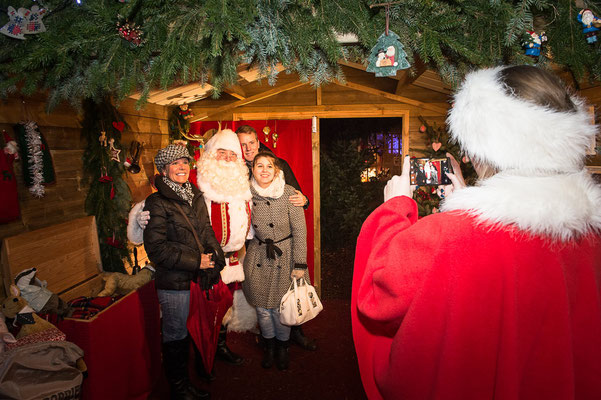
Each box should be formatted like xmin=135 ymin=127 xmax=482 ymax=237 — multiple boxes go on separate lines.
xmin=578 ymin=9 xmax=600 ymax=44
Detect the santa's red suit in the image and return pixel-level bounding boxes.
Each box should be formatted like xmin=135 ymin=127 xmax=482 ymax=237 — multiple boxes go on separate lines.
xmin=352 ymin=67 xmax=601 ymax=400
xmin=196 ymin=176 xmax=256 ymax=332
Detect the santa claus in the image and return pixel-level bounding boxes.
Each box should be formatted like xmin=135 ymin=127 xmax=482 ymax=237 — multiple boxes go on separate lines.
xmin=128 ymin=129 xmax=257 ymax=376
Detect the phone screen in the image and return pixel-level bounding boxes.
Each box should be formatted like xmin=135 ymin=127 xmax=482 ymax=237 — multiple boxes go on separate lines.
xmin=410 ymin=157 xmax=452 ymax=186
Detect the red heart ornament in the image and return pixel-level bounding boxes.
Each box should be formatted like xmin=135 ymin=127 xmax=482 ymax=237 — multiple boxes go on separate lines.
xmin=432 ymin=142 xmax=442 ymax=151
xmin=112 ymin=121 xmax=125 ymax=132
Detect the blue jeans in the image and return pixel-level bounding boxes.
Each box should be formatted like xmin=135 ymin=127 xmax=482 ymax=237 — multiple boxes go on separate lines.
xmin=256 ymin=307 xmax=291 ymax=341
xmin=157 ymin=289 xmax=190 ymax=343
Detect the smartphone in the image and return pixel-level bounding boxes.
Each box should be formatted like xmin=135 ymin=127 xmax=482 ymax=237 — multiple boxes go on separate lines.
xmin=410 ymin=157 xmax=452 ymax=186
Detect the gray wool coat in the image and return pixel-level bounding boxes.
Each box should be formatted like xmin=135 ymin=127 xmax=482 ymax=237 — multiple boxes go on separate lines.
xmin=242 ymin=176 xmax=308 ymax=309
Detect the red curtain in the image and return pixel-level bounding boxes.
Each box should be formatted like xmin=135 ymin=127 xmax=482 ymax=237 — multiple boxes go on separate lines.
xmin=190 ymin=120 xmax=315 ymax=281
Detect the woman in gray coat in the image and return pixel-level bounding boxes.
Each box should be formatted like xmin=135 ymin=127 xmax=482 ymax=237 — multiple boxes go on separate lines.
xmin=242 ymin=151 xmax=308 ymax=371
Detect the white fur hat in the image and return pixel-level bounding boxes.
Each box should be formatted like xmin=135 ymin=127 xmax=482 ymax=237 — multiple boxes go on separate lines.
xmin=447 ymin=66 xmax=598 ymax=173
xmin=203 ymin=128 xmax=243 ymax=159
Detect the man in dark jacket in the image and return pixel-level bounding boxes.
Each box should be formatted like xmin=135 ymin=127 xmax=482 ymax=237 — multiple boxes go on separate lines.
xmin=236 ymin=125 xmax=317 ymax=351
xmin=144 ymin=143 xmax=225 ymax=400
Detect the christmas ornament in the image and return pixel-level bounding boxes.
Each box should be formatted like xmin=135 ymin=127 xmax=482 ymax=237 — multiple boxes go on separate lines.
xmin=462 ymin=155 xmax=470 ymax=164
xmin=272 ymin=131 xmax=279 ymax=148
xmin=1 ymin=131 xmax=20 ymax=223
xmin=179 ymin=104 xmax=194 ymax=120
xmin=419 ymin=125 xmax=426 ymax=133
xmin=367 ymin=30 xmax=410 ymax=77
xmin=112 ymin=121 xmax=125 ymax=132
xmin=1 ymin=7 xmax=26 ymax=39
xmin=116 ymin=20 xmax=145 ymax=47
xmin=108 ymin=138 xmax=121 ymax=162
xmin=0 ymin=6 xmax=47 ymax=40
xmin=522 ymin=31 xmax=547 ymax=58
xmin=431 ymin=142 xmax=442 ymax=152
xmin=263 ymin=126 xmax=270 ymax=142
xmin=578 ymin=9 xmax=601 ymax=44
xmin=23 ymin=6 xmax=47 ymax=34
xmin=13 ymin=121 xmax=56 ymax=198
xmin=99 ymin=131 xmax=108 ymax=147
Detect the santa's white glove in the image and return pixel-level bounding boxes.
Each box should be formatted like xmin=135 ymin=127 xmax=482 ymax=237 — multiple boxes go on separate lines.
xmin=137 ymin=210 xmax=150 ymax=228
xmin=127 ymin=201 xmax=147 ymax=245
xmin=384 ymin=155 xmax=412 ymax=202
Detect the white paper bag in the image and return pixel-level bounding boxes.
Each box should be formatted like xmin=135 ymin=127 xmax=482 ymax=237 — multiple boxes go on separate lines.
xmin=279 ymin=277 xmax=323 ymax=326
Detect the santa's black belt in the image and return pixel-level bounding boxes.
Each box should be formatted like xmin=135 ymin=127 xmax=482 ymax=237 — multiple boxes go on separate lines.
xmin=256 ymin=234 xmax=293 ymax=260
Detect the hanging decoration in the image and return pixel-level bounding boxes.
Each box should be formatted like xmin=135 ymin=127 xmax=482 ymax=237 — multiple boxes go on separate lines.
xmin=179 ymin=104 xmax=194 ymax=120
xmin=522 ymin=31 xmax=547 ymax=59
xmin=577 ymin=9 xmax=601 ymax=44
xmin=13 ymin=121 xmax=56 ymax=198
xmin=0 ymin=6 xmax=46 ymax=40
xmin=116 ymin=19 xmax=145 ymax=47
xmin=263 ymin=126 xmax=271 ymax=143
xmin=272 ymin=121 xmax=279 ymax=149
xmin=99 ymin=131 xmax=108 ymax=147
xmin=108 ymin=138 xmax=121 ymax=162
xmin=366 ymin=3 xmax=410 ymax=77
xmin=1 ymin=130 xmax=20 ymax=223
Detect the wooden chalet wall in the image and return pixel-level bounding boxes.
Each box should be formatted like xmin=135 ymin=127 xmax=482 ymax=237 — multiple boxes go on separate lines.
xmin=0 ymin=95 xmax=169 ymax=243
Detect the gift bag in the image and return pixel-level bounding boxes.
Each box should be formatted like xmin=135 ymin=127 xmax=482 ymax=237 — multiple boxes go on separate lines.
xmin=279 ymin=277 xmax=323 ymax=326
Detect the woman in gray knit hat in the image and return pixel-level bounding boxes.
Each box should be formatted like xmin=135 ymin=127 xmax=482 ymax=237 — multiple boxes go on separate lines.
xmin=143 ymin=143 xmax=225 ymax=400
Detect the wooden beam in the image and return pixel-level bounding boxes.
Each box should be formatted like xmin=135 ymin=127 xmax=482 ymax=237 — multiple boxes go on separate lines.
xmin=337 ymin=59 xmax=369 ymax=72
xmin=334 ymin=80 xmax=448 ymax=114
xmin=232 ymin=105 xmax=414 ymax=120
xmin=224 ymin=84 xmax=246 ymax=100
xmin=316 ymin=87 xmax=322 ymax=106
xmin=147 ymin=82 xmax=213 ymax=104
xmin=189 ymin=81 xmax=308 ymax=122
xmin=312 ymin=117 xmax=321 ymax=297
xmin=395 ymin=58 xmax=427 ymax=95
xmin=237 ymin=63 xmax=286 ymax=82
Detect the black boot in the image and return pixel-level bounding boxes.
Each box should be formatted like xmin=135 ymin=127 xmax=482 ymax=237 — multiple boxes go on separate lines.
xmin=275 ymin=339 xmax=289 ymax=371
xmin=261 ymin=337 xmax=275 ymax=369
xmin=290 ymin=325 xmax=317 ymax=351
xmin=162 ymin=339 xmax=210 ymax=400
xmin=215 ymin=326 xmax=243 ymax=365
xmin=193 ymin=344 xmax=216 ymax=382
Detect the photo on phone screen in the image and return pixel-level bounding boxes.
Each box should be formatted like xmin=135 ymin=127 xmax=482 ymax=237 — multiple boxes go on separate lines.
xmin=410 ymin=157 xmax=452 ymax=186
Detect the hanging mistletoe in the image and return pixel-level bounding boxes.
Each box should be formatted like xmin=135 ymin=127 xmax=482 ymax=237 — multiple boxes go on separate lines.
xmin=81 ymin=98 xmax=131 ymax=273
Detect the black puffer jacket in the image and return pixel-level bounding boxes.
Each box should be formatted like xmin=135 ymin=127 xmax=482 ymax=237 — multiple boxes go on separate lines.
xmin=143 ymin=176 xmax=225 ymax=291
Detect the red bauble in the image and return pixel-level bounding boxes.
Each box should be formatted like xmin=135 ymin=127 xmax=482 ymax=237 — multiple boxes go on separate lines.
xmin=419 ymin=125 xmax=426 ymax=133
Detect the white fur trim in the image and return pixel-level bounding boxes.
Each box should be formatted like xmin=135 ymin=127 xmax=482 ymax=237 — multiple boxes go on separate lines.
xmin=251 ymin=170 xmax=285 ymax=198
xmin=441 ymin=170 xmax=601 ymax=241
xmin=127 ymin=201 xmax=146 ymax=245
xmin=203 ymin=129 xmax=243 ymax=159
xmin=199 ymin=177 xmax=252 ymax=204
xmin=447 ymin=67 xmax=598 ymax=173
xmin=222 ymin=289 xmax=258 ymax=333
xmin=220 ymin=263 xmax=245 ymax=284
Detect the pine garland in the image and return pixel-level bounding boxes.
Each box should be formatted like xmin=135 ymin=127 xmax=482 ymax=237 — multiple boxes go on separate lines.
xmin=81 ymin=98 xmax=131 ymax=273
xmin=0 ymin=0 xmax=599 ymax=109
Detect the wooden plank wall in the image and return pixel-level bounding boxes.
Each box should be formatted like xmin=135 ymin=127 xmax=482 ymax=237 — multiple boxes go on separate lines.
xmin=0 ymin=94 xmax=169 ymax=272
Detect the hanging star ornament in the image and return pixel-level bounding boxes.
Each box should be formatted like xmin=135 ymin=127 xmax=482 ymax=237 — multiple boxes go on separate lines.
xmin=108 ymin=138 xmax=121 ymax=162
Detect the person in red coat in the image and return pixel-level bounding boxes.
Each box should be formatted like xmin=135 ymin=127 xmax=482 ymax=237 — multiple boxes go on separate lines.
xmin=352 ymin=65 xmax=601 ymax=400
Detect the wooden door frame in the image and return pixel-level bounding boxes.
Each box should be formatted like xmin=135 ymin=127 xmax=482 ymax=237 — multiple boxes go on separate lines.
xmin=233 ymin=110 xmax=410 ymax=297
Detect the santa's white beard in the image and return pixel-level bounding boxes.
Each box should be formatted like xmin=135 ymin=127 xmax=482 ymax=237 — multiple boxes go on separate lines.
xmin=197 ymin=153 xmax=251 ymax=202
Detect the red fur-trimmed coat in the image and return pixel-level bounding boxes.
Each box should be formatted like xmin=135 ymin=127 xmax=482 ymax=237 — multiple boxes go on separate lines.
xmin=352 ymin=194 xmax=601 ymax=400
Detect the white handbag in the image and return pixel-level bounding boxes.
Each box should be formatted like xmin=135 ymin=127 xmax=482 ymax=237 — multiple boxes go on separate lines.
xmin=279 ymin=277 xmax=323 ymax=326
